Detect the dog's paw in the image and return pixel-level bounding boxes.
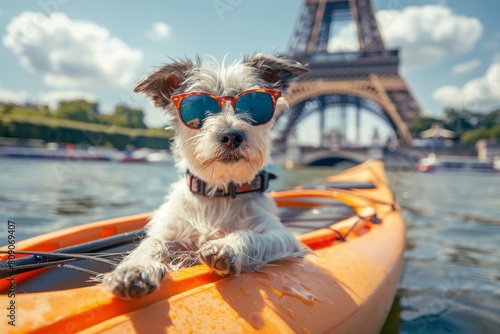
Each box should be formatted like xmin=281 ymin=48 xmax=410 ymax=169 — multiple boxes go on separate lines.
xmin=199 ymin=242 xmax=237 ymax=276
xmin=103 ymin=262 xmax=167 ymax=299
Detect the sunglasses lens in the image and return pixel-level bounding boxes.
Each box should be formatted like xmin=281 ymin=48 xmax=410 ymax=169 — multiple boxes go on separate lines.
xmin=235 ymin=92 xmax=274 ymax=125
xmin=179 ymin=95 xmax=219 ymax=128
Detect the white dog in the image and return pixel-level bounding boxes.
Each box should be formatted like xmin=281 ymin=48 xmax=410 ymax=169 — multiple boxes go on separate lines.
xmin=103 ymin=54 xmax=308 ymax=299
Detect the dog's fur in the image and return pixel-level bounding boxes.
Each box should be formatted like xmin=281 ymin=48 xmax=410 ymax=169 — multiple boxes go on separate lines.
xmin=103 ymin=54 xmax=308 ymax=299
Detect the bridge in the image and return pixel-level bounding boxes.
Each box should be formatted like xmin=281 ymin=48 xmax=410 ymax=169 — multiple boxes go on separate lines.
xmin=273 ymin=145 xmax=479 ymax=168
xmin=303 ymin=148 xmax=375 ymax=166
xmin=276 ymin=146 xmax=381 ymax=167
xmin=272 ymin=0 xmax=422 ymax=162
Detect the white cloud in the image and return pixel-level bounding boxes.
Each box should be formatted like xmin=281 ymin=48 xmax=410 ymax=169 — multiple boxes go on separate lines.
xmin=146 ymin=22 xmax=171 ymax=40
xmin=452 ymin=59 xmax=481 ymax=75
xmin=3 ymin=12 xmax=143 ymax=88
xmin=38 ymin=90 xmax=97 ymax=110
xmin=0 ymin=89 xmax=28 ymax=104
xmin=376 ymin=5 xmax=483 ymax=68
xmin=433 ymin=56 xmax=500 ymax=111
xmin=328 ymin=21 xmax=359 ymax=53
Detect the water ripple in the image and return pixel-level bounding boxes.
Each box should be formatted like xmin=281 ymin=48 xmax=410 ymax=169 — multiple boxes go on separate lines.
xmin=1 ymin=159 xmax=499 ymax=333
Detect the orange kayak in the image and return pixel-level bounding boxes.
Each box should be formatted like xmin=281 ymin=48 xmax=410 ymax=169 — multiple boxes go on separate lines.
xmin=0 ymin=160 xmax=404 ymax=333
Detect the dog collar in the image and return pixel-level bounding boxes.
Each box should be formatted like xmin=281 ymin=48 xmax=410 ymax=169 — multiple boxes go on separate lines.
xmin=186 ymin=170 xmax=276 ymax=199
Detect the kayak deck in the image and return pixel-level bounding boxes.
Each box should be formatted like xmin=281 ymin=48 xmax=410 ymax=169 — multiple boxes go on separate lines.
xmin=0 ymin=160 xmax=405 ymax=334
xmin=10 ymin=199 xmax=354 ymax=293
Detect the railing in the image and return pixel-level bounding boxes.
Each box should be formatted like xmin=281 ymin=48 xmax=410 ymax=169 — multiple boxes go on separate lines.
xmin=291 ymin=49 xmax=399 ymax=63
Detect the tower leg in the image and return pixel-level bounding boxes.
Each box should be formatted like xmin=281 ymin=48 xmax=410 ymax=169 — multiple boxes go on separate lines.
xmin=355 ymin=102 xmax=361 ymax=147
xmin=319 ymin=105 xmax=325 ymax=148
xmin=341 ymin=104 xmax=346 ymax=147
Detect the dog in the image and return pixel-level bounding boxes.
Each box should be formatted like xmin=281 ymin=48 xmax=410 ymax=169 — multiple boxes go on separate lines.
xmin=103 ymin=54 xmax=308 ymax=299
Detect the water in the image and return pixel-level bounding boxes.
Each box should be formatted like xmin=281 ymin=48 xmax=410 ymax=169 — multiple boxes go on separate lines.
xmin=382 ymin=170 xmax=500 ymax=333
xmin=1 ymin=158 xmax=499 ymax=333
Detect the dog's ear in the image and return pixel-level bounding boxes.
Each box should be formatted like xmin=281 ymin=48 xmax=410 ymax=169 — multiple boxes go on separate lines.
xmin=134 ymin=60 xmax=194 ymax=108
xmin=247 ymin=54 xmax=308 ymax=90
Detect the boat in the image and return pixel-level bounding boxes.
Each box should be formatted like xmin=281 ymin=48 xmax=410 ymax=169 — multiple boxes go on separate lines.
xmin=416 ymin=153 xmax=500 ymax=172
xmin=0 ymin=160 xmax=404 ymax=333
xmin=145 ymin=151 xmax=172 ymax=163
xmin=0 ymin=145 xmax=113 ymax=161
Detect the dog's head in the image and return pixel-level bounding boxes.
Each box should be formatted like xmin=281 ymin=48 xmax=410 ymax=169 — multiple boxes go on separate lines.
xmin=135 ymin=54 xmax=307 ymax=187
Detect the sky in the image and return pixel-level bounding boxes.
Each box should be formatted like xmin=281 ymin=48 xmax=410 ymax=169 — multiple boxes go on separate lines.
xmin=0 ymin=0 xmax=499 ymax=145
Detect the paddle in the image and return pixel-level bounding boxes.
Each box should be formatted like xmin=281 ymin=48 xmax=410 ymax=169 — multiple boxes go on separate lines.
xmin=0 ymin=229 xmax=146 ymax=278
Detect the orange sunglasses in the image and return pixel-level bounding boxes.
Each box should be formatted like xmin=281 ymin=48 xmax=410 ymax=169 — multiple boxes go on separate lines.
xmin=170 ymin=88 xmax=281 ymax=129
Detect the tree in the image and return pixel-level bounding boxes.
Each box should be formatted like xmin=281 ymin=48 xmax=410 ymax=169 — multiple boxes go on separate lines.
xmin=477 ymin=109 xmax=500 ymax=129
xmin=0 ymin=105 xmax=14 ymax=115
xmin=461 ymin=128 xmax=492 ymax=144
xmin=491 ymin=124 xmax=500 ymax=139
xmin=409 ymin=117 xmax=442 ymax=137
xmin=443 ymin=108 xmax=477 ymax=138
xmin=0 ymin=104 xmax=52 ymax=118
xmin=107 ymin=104 xmax=147 ymax=129
xmin=54 ymin=100 xmax=99 ymax=123
xmin=451 ymin=109 xmax=500 ymax=143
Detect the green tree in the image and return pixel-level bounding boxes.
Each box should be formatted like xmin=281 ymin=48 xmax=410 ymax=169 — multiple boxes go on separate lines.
xmin=54 ymin=100 xmax=99 ymax=123
xmin=454 ymin=109 xmax=500 ymax=143
xmin=0 ymin=104 xmax=52 ymax=118
xmin=0 ymin=105 xmax=14 ymax=115
xmin=491 ymin=124 xmax=500 ymax=138
xmin=443 ymin=108 xmax=478 ymax=138
xmin=461 ymin=128 xmax=492 ymax=144
xmin=107 ymin=104 xmax=147 ymax=129
xmin=409 ymin=117 xmax=442 ymax=137
xmin=477 ymin=109 xmax=500 ymax=129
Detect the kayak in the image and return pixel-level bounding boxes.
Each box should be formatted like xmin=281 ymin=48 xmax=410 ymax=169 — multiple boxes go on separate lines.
xmin=0 ymin=160 xmax=404 ymax=333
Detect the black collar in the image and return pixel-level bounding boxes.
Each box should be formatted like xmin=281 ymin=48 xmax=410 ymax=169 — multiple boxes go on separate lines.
xmin=186 ymin=170 xmax=276 ymax=199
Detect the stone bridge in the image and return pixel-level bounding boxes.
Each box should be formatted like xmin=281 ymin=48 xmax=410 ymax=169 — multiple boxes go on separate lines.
xmin=276 ymin=147 xmax=383 ymax=167
xmin=274 ymin=145 xmax=478 ymax=168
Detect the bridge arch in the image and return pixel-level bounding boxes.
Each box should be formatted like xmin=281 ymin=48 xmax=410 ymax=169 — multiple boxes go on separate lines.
xmin=302 ymin=150 xmax=367 ymax=166
xmin=275 ymin=76 xmax=414 ymax=147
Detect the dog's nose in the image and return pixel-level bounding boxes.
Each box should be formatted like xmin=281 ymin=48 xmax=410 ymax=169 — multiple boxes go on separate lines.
xmin=218 ymin=130 xmax=245 ymax=149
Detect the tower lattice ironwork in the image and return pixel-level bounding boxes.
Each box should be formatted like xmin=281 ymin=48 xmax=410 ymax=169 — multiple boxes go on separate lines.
xmin=275 ymin=0 xmax=421 ymax=147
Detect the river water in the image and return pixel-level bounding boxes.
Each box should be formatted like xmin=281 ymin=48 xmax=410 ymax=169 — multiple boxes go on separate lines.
xmin=1 ymin=157 xmax=499 ymax=333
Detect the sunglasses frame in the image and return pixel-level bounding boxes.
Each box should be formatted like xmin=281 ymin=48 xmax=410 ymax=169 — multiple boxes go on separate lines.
xmin=170 ymin=88 xmax=282 ymax=130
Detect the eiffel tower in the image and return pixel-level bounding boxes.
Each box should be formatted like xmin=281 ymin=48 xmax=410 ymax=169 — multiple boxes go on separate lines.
xmin=274 ymin=0 xmax=421 ymax=147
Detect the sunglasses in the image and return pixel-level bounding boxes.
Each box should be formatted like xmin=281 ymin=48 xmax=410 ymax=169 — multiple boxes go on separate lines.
xmin=170 ymin=89 xmax=281 ymax=129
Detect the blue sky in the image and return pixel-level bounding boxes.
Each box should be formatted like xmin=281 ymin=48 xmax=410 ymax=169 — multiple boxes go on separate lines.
xmin=0 ymin=0 xmax=499 ymax=144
